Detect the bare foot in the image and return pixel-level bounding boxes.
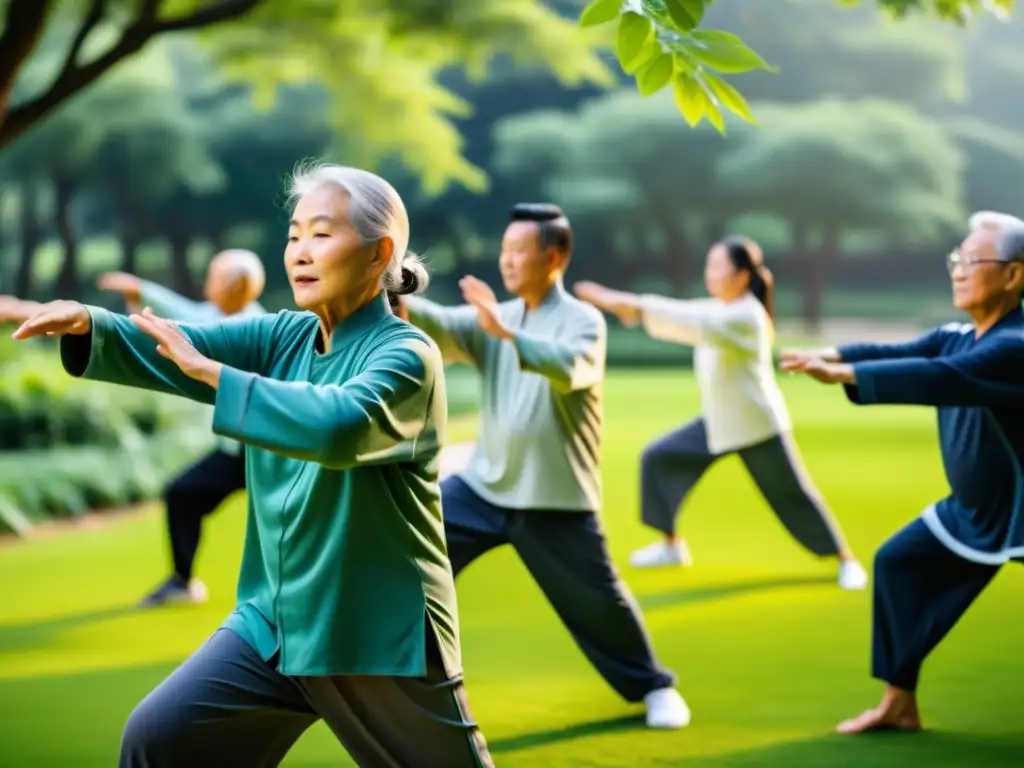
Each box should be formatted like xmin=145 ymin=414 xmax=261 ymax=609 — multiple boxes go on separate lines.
xmin=836 ymin=705 xmax=922 ymax=735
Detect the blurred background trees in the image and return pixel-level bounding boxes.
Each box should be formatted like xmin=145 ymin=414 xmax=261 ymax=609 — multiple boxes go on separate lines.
xmin=0 ymin=0 xmax=1020 ymax=332
xmin=0 ymin=0 xmax=1022 ymax=528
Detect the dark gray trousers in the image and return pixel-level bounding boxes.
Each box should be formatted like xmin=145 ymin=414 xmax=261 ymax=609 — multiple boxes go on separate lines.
xmin=872 ymin=518 xmax=999 ymax=691
xmin=442 ymin=475 xmax=675 ymax=703
xmin=119 ymin=628 xmax=492 ymax=768
xmin=640 ymin=418 xmax=846 ymax=557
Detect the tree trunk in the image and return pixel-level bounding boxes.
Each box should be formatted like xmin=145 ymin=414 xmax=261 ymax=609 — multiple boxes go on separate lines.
xmin=655 ymin=208 xmax=692 ymax=296
xmin=209 ymin=229 xmax=228 ymax=253
xmin=120 ymin=230 xmax=141 ymax=274
xmin=801 ymin=221 xmax=837 ymax=336
xmin=0 ymin=0 xmax=53 ymax=123
xmin=443 ymin=216 xmax=470 ymax=267
xmin=0 ymin=188 xmax=7 ymax=254
xmin=167 ymin=230 xmax=197 ymax=297
xmin=52 ymin=175 xmax=80 ymax=299
xmin=703 ymin=215 xmax=728 ymax=246
xmin=15 ymin=184 xmax=40 ymax=297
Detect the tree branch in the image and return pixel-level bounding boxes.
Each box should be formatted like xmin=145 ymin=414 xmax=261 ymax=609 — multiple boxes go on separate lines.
xmin=155 ymin=0 xmax=262 ymax=32
xmin=58 ymin=0 xmax=109 ymax=82
xmin=0 ymin=0 xmax=262 ymax=153
xmin=0 ymin=0 xmax=55 ymax=117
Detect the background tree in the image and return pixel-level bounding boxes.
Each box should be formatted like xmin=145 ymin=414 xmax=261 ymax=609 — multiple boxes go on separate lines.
xmin=87 ymin=42 xmax=226 ymax=282
xmin=715 ymin=99 xmax=965 ymax=330
xmin=494 ymin=89 xmax=731 ymax=292
xmin=1 ymin=0 xmax=612 ymax=192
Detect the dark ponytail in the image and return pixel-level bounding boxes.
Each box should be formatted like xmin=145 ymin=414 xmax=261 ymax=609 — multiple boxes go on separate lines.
xmin=720 ymin=234 xmax=774 ymax=321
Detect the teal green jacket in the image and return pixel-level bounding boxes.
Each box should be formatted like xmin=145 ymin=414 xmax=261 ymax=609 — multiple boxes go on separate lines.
xmin=60 ymin=294 xmax=461 ymax=678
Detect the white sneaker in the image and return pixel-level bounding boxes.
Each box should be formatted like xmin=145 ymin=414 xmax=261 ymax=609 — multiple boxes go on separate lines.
xmin=644 ymin=687 xmax=691 ymax=729
xmin=187 ymin=578 xmax=210 ymax=603
xmin=838 ymin=560 xmax=868 ymax=591
xmin=628 ymin=539 xmax=693 ymax=569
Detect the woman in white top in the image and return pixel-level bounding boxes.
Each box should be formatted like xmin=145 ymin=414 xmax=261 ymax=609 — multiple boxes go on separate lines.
xmin=575 ymin=235 xmax=867 ymax=590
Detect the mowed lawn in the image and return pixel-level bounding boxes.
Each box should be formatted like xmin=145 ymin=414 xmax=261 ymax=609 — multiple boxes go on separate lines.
xmin=0 ymin=370 xmax=1021 ymax=767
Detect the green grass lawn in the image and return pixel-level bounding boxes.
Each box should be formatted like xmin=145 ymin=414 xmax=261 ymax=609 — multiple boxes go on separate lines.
xmin=0 ymin=370 xmax=1021 ymax=766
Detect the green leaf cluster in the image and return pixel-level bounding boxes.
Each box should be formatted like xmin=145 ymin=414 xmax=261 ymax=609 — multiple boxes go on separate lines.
xmin=579 ymin=0 xmax=1013 ymax=131
xmin=580 ymin=0 xmax=774 ymax=131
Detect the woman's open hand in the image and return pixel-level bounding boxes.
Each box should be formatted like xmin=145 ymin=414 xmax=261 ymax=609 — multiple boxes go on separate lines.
xmin=780 ymin=356 xmax=855 ymax=385
xmin=573 ymin=282 xmax=641 ymax=326
xmin=11 ymin=300 xmax=91 ymax=339
xmin=131 ymin=307 xmax=222 ymax=389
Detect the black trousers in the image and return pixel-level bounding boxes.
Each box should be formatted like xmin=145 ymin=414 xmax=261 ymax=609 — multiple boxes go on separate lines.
xmin=119 ymin=627 xmax=492 ymax=767
xmin=640 ymin=418 xmax=845 ymax=557
xmin=165 ymin=450 xmax=247 ymax=581
xmin=872 ymin=517 xmax=1000 ymax=691
xmin=442 ymin=475 xmax=675 ymax=702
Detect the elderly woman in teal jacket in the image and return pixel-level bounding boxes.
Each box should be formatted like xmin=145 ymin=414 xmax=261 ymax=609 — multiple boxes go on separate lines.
xmin=12 ymin=164 xmax=492 ymax=768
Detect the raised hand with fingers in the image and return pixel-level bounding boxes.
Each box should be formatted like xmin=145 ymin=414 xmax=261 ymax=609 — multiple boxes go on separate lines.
xmin=778 ymin=346 xmax=840 ymax=367
xmin=97 ymin=271 xmax=142 ymax=301
xmin=12 ymin=300 xmax=91 ymax=340
xmin=0 ymin=295 xmax=42 ymax=326
xmin=130 ymin=307 xmax=222 ymax=389
xmin=459 ymin=275 xmax=511 ymax=340
xmin=780 ymin=355 xmax=855 ymax=385
xmin=572 ymin=281 xmax=641 ymax=326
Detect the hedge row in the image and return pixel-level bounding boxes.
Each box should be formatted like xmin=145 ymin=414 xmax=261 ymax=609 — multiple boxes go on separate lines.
xmin=0 ymin=429 xmax=214 ymax=535
xmin=0 ymin=337 xmax=221 ymax=534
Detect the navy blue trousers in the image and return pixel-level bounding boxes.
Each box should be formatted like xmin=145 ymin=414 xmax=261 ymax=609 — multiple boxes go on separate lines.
xmin=442 ymin=475 xmax=675 ymax=702
xmin=872 ymin=518 xmax=1000 ymax=691
xmin=640 ymin=419 xmax=845 ymax=557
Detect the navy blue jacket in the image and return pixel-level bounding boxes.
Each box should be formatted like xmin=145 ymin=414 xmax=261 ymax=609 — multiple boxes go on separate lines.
xmin=839 ymin=307 xmax=1024 ymax=564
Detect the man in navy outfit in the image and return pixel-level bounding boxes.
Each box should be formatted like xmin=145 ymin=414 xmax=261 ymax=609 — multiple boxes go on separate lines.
xmin=782 ymin=216 xmax=1024 ymax=734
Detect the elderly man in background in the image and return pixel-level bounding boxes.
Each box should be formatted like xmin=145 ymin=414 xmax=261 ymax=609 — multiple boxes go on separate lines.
xmin=97 ymin=249 xmax=267 ymax=607
xmin=398 ymin=203 xmax=689 ymax=730
xmin=781 ymin=215 xmax=1024 ymax=734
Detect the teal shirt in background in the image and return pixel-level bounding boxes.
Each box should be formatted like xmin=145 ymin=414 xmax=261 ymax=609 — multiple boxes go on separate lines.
xmin=405 ymin=281 xmax=606 ymax=512
xmin=59 ymin=295 xmax=462 ymax=678
xmin=138 ymin=280 xmax=266 ymax=456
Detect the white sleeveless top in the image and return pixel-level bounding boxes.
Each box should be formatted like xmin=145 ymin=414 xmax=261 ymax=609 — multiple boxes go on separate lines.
xmin=634 ymin=292 xmax=792 ymax=454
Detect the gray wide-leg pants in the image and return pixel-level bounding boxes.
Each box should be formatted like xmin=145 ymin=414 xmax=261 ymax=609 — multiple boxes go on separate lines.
xmin=119 ymin=627 xmax=492 ymax=767
xmin=640 ymin=418 xmax=847 ymax=557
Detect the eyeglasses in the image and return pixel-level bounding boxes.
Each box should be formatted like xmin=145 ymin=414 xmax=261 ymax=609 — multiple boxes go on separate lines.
xmin=946 ymin=250 xmax=1008 ymax=273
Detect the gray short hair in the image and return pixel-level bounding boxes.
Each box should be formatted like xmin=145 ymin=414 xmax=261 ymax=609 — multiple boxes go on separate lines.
xmin=997 ymin=225 xmax=1024 ymax=263
xmin=288 ymin=163 xmax=428 ymax=296
xmin=214 ymin=249 xmax=266 ymax=297
xmin=969 ymin=210 xmax=1024 ymax=234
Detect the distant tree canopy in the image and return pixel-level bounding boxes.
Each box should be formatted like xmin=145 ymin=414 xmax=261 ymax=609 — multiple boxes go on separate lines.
xmin=1 ymin=0 xmax=1021 ymax=330
xmin=495 ymin=90 xmax=965 ymax=330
